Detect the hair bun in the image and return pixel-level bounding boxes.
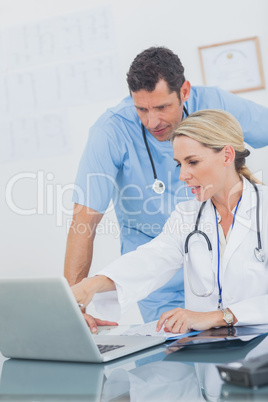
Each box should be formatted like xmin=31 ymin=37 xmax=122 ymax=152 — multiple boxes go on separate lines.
xmin=244 ymin=148 xmax=250 ymax=158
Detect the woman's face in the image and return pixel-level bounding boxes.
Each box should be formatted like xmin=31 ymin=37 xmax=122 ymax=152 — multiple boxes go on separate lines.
xmin=173 ymin=135 xmax=226 ymax=202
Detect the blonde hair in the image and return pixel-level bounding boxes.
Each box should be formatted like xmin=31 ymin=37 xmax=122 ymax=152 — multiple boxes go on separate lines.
xmin=172 ymin=109 xmax=261 ymax=184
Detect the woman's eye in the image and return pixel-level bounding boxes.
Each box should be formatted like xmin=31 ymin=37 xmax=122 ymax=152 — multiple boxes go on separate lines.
xmin=176 ymin=163 xmax=181 ymax=168
xmin=189 ymin=161 xmax=198 ymax=165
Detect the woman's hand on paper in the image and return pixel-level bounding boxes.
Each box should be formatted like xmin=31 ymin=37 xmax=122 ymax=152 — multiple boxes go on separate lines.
xmin=156 ymin=308 xmax=224 ymax=334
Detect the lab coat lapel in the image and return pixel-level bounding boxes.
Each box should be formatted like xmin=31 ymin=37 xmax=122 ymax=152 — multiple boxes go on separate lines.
xmin=201 ymin=200 xmax=219 ymax=271
xmin=222 ymin=179 xmax=257 ymax=268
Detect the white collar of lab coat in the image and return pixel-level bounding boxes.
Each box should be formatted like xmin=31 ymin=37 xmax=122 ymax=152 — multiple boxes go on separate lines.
xmin=205 ymin=176 xmax=257 ymax=221
xmin=207 ymin=177 xmax=258 ymax=267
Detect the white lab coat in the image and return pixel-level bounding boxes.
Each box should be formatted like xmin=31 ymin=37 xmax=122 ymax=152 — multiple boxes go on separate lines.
xmin=94 ymin=178 xmax=268 ymax=325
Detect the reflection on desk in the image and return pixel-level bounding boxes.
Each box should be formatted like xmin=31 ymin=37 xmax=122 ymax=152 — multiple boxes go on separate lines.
xmin=0 ymin=336 xmax=267 ymax=401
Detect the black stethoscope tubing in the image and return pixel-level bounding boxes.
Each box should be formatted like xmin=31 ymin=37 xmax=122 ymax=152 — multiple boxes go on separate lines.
xmin=184 ymin=200 xmax=212 ymax=254
xmin=141 ymin=106 xmax=189 ymax=193
xmin=184 ymin=182 xmax=264 ymax=306
xmin=251 ymin=181 xmax=264 ymax=261
xmin=141 ymin=123 xmax=157 ymax=181
xmin=185 ymin=181 xmax=264 ymax=279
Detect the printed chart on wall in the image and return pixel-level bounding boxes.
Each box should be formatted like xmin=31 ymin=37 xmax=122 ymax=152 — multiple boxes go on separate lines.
xmin=0 ymin=6 xmax=122 ymax=163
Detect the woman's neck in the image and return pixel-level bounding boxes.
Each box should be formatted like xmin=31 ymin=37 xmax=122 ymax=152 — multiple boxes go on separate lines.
xmin=211 ymin=176 xmax=243 ymax=216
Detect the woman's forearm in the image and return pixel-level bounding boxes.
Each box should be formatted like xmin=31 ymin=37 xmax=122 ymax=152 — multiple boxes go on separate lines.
xmin=156 ymin=308 xmax=238 ymax=334
xmin=90 ymin=275 xmax=116 ymax=292
xmin=71 ymin=275 xmax=116 ymax=307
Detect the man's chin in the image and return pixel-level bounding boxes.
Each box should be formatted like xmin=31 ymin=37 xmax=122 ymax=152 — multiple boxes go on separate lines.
xmin=154 ymin=136 xmax=170 ymax=142
xmin=151 ymin=131 xmax=172 ymax=142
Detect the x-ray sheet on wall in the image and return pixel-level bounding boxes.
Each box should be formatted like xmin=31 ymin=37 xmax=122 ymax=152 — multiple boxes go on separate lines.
xmin=0 ymin=112 xmax=69 ymax=163
xmin=0 ymin=6 xmax=122 ymax=163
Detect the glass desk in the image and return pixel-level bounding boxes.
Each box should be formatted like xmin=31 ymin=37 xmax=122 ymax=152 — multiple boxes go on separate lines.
xmin=0 ymin=334 xmax=268 ymax=401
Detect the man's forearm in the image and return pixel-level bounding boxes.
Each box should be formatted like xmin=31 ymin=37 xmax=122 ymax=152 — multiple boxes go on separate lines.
xmin=64 ymin=205 xmax=103 ymax=286
xmin=64 ymin=228 xmax=94 ymax=286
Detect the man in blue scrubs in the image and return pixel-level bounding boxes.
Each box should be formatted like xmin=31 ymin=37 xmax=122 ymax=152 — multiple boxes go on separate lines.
xmin=64 ymin=47 xmax=268 ymax=330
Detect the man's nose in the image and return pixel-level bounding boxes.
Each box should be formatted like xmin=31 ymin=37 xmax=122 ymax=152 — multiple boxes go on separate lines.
xmin=147 ymin=111 xmax=161 ymax=129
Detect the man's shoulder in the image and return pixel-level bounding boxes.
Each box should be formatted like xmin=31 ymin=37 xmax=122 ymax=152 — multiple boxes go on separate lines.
xmin=96 ymin=95 xmax=138 ymax=126
xmin=88 ymin=95 xmax=140 ymax=148
xmin=190 ymin=85 xmax=223 ymax=95
xmin=188 ymin=85 xmax=227 ymax=108
xmin=109 ymin=95 xmax=134 ymax=114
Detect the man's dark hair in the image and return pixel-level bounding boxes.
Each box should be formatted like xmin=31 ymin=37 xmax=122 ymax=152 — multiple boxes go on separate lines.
xmin=127 ymin=47 xmax=185 ymax=100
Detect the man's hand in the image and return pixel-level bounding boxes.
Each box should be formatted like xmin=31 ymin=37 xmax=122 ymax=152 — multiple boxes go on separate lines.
xmin=83 ymin=313 xmax=118 ymax=333
xmin=156 ymin=308 xmax=224 ymax=334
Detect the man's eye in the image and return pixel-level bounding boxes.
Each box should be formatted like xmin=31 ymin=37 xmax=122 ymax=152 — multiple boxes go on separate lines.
xmin=136 ymin=107 xmax=146 ymax=112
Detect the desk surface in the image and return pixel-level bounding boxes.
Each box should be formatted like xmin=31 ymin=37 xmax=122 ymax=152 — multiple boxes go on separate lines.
xmin=0 ymin=334 xmax=268 ymax=401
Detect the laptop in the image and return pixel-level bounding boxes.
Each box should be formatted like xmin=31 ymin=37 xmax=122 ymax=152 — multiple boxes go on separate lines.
xmin=0 ymin=344 xmax=167 ymax=401
xmin=0 ymin=277 xmax=165 ymax=363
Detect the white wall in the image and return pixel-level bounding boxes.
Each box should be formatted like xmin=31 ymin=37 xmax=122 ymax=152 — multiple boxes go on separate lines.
xmin=1 ymin=0 xmax=268 ymax=324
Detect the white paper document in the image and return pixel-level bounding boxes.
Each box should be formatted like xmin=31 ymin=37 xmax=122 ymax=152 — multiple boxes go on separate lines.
xmin=120 ymin=320 xmax=200 ymax=340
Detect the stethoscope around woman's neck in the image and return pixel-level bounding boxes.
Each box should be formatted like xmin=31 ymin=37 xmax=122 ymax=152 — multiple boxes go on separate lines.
xmin=184 ymin=181 xmax=264 ymax=262
xmin=141 ymin=106 xmax=189 ymax=194
xmin=185 ymin=181 xmax=264 ymax=308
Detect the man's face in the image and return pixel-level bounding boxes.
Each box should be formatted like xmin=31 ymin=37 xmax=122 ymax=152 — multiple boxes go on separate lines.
xmin=132 ymin=79 xmax=190 ymax=142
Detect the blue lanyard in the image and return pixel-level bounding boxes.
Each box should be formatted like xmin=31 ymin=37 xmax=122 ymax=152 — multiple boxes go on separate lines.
xmin=213 ymin=196 xmax=242 ymax=309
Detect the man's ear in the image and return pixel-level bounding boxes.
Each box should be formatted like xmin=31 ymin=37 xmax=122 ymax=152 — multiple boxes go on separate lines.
xmin=180 ymin=81 xmax=191 ymax=102
xmin=223 ymin=145 xmax=236 ymax=166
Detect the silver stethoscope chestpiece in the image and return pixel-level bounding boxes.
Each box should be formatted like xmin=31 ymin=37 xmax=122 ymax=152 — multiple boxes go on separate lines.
xmin=254 ymin=248 xmax=265 ymax=262
xmin=152 ymin=179 xmax=165 ymax=194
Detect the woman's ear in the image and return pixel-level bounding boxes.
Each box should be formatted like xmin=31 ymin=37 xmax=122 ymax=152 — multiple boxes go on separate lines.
xmin=223 ymin=145 xmax=235 ymax=166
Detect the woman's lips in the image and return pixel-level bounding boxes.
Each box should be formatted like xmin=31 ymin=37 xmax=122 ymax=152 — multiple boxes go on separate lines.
xmin=190 ymin=186 xmax=201 ymax=195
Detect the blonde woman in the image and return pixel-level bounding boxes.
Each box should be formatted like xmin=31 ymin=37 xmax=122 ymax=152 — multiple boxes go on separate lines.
xmin=72 ymin=110 xmax=268 ymax=334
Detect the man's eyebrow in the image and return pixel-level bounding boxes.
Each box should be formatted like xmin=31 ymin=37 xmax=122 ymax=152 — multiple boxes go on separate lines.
xmin=134 ymin=104 xmax=146 ymax=109
xmin=153 ymin=103 xmax=170 ymax=108
xmin=134 ymin=103 xmax=171 ymax=109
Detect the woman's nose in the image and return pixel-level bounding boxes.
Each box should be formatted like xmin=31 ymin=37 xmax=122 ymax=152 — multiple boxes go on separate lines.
xmin=179 ymin=165 xmax=190 ymax=182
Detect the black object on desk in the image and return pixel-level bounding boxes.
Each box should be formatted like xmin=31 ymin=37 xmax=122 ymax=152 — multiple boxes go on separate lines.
xmin=217 ymin=353 xmax=268 ymax=388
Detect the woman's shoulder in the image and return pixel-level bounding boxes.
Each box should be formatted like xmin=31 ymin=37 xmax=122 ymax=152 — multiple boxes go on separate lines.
xmin=173 ymin=199 xmax=202 ymax=220
xmin=244 ymin=178 xmax=268 ymax=196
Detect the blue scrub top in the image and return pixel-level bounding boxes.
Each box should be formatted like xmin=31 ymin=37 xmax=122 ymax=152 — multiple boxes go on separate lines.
xmin=73 ymin=85 xmax=268 ymax=322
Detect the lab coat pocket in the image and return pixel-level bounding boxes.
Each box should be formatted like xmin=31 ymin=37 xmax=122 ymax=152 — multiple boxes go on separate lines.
xmin=242 ymin=261 xmax=268 ymax=298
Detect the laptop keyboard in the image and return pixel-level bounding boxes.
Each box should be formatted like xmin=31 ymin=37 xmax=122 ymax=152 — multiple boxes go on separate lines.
xmin=97 ymin=344 xmax=125 ymax=354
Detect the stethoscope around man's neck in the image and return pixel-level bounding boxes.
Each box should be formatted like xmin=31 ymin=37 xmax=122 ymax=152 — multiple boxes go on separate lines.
xmin=141 ymin=106 xmax=189 ymax=194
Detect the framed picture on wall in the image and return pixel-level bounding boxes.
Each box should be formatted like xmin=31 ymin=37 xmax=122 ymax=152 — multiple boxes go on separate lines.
xmin=198 ymin=37 xmax=265 ymax=94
